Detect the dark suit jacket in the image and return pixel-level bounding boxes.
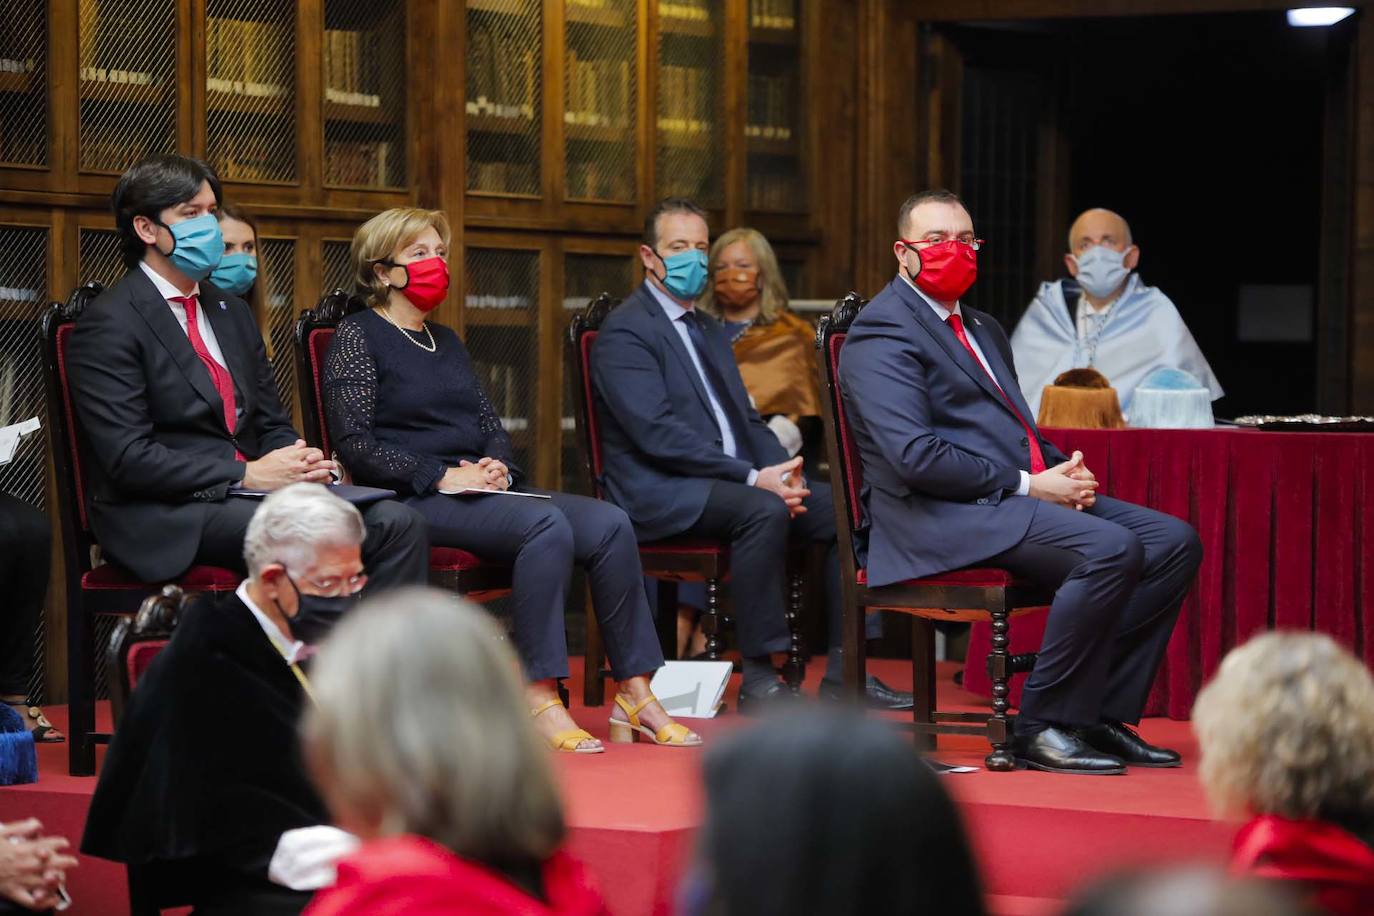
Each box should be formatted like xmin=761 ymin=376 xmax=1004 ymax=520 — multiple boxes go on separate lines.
xmin=68 ymin=267 xmax=298 ymax=581
xmin=838 ymin=278 xmax=1068 ymax=587
xmin=591 ymin=282 xmax=788 ymax=540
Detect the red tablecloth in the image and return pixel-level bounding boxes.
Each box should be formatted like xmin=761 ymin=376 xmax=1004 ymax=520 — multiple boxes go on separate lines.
xmin=961 ymin=427 xmax=1374 ymax=720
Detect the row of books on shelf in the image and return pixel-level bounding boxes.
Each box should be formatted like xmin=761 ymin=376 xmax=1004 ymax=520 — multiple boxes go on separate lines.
xmin=749 ymin=0 xmax=797 ymax=30
xmin=566 ymin=52 xmax=632 ymax=129
xmin=326 ymin=87 xmax=382 ymax=109
xmin=0 ymin=58 xmax=36 ymax=75
xmin=469 ymin=161 xmax=538 ymax=192
xmin=468 ymin=25 xmax=537 ymax=111
xmin=80 ymin=1 xmax=169 ymax=72
xmin=80 ymin=126 xmax=166 ymax=169
xmin=208 ymin=77 xmax=288 ymax=100
xmin=747 ymin=74 xmax=793 ymax=136
xmin=79 ymin=67 xmax=158 ymax=86
xmin=471 ymin=360 xmax=527 ymax=423
xmin=325 ymin=140 xmax=396 ymax=187
xmin=660 ymin=1 xmax=711 ymax=23
xmin=657 ymin=117 xmax=711 ymax=136
xmin=467 ymin=98 xmax=534 ymax=122
xmin=745 ymin=124 xmax=793 ymax=141
xmin=567 ymin=161 xmax=634 ymax=200
xmin=211 ymin=133 xmax=292 ymax=182
xmin=207 ymin=16 xmax=291 ymax=90
xmin=659 ymin=65 xmax=713 ymax=123
xmin=466 ymin=294 xmax=534 ymax=310
xmin=0 ymin=287 xmax=41 ymax=303
xmin=324 ymin=28 xmax=388 ymax=104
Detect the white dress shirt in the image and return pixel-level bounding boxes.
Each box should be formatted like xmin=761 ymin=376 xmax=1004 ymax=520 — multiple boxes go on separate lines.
xmin=139 ymin=260 xmax=231 ymax=371
xmin=646 ymin=281 xmax=759 ymax=485
xmin=237 ymin=580 xmax=309 ymax=666
xmin=899 ymin=274 xmax=1032 ymax=497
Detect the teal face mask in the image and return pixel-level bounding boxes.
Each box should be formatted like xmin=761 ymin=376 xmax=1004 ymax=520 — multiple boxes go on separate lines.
xmin=654 ymin=248 xmax=709 ymax=301
xmin=209 ymin=252 xmax=258 ymax=296
xmin=156 ymin=212 xmax=225 ymax=281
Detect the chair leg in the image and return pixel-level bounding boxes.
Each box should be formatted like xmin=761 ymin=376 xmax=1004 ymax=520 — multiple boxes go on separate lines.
xmin=842 ymin=597 xmax=866 ymax=702
xmin=783 ymin=571 xmax=805 ymax=693
xmin=912 ymin=617 xmax=937 ymax=753
xmin=702 ymin=577 xmax=723 ymax=660
xmin=984 ymin=600 xmax=1017 ymax=771
xmin=654 ymin=578 xmax=679 ymax=661
xmin=68 ymin=600 xmax=96 ymax=777
xmin=582 ymin=582 xmax=606 ymax=707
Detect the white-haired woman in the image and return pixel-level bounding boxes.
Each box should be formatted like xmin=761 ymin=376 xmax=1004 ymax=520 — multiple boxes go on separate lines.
xmin=84 ymin=484 xmax=370 ymax=914
xmin=303 ymin=588 xmax=607 ymax=916
xmin=1193 ymin=632 xmax=1374 ymax=916
xmin=324 ymin=207 xmax=698 ymax=753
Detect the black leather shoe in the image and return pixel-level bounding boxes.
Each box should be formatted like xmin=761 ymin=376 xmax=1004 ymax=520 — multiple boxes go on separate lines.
xmin=986 ymin=652 xmax=1038 ymax=679
xmin=1079 ymin=722 xmax=1182 ymax=768
xmin=817 ymin=675 xmax=915 ymax=710
xmin=737 ymin=681 xmax=797 ymax=716
xmin=1014 ymin=726 xmax=1126 ymax=775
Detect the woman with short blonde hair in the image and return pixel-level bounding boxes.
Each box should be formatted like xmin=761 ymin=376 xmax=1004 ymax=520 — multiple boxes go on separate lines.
xmin=323 ymin=207 xmax=698 ymax=755
xmin=303 ymin=588 xmax=606 ymax=914
xmin=1192 ymin=632 xmax=1374 ymax=915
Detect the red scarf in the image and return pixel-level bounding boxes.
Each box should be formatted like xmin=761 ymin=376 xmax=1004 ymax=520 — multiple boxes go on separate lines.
xmin=305 ymin=835 xmax=608 ymax=916
xmin=1231 ymin=815 xmax=1374 ymax=916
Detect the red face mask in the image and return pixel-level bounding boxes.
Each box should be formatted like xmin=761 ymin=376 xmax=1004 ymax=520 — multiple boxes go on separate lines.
xmin=902 ymin=239 xmax=978 ymax=302
xmin=390 ymin=256 xmax=449 ymax=313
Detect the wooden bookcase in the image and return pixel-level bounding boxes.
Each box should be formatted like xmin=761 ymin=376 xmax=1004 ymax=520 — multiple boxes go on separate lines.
xmin=2 ymin=0 xmax=928 ymax=700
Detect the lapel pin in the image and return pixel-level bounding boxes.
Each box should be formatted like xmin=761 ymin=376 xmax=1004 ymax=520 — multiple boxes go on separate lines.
xmin=219 ymin=300 xmax=226 ymax=310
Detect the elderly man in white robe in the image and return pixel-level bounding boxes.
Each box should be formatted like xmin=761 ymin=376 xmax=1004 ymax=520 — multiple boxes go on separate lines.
xmin=1011 ymin=208 xmax=1223 ymax=420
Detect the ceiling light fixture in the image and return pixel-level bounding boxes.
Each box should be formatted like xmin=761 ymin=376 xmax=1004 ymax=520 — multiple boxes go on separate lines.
xmin=1286 ymin=7 xmax=1356 ymax=26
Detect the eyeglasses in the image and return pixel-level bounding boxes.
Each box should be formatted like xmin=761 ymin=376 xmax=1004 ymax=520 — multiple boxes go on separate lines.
xmin=292 ymin=569 xmax=368 ymax=598
xmin=900 ymin=237 xmax=985 ymax=252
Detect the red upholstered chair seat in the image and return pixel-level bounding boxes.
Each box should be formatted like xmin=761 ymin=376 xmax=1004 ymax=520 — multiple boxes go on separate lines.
xmin=125 ymin=641 xmax=169 ymax=688
xmin=81 ymin=563 xmax=242 ymax=591
xmin=428 ymin=547 xmax=488 ymax=570
xmin=856 ymin=567 xmax=1020 ymax=588
xmin=639 ymin=538 xmax=728 ymax=556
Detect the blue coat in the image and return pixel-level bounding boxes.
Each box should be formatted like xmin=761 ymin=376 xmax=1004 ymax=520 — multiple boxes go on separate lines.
xmin=838 ymin=278 xmax=1068 ymax=587
xmin=591 ymin=282 xmax=789 ymax=540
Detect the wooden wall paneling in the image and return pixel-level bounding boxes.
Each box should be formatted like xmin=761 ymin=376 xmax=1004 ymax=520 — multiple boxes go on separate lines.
xmin=800 ymin=0 xmax=855 ymax=300
xmin=538 ymin=232 xmax=560 ymax=488
xmin=722 ymin=0 xmax=747 ymax=228
xmin=545 ymin=0 xmax=565 ymax=214
xmin=638 ymin=0 xmax=655 ymax=218
xmin=1353 ymin=10 xmax=1374 ymax=412
xmin=49 ymin=0 xmax=79 ymax=193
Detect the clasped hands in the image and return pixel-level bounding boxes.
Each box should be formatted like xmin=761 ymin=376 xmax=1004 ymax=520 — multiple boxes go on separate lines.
xmin=1029 ymin=450 xmax=1098 ymax=511
xmin=0 ymin=819 xmax=76 ymax=911
xmin=754 ymin=455 xmax=809 ymax=517
xmin=441 ymin=456 xmax=510 ymax=492
xmin=243 ymin=439 xmax=336 ymax=490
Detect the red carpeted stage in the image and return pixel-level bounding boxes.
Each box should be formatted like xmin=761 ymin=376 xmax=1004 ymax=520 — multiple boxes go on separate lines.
xmin=0 ymin=659 xmax=1233 ymax=916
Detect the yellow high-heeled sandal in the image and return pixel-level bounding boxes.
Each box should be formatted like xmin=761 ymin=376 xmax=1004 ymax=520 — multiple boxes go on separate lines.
xmin=608 ymin=694 xmax=702 ymax=747
xmin=530 ymin=697 xmax=603 ymax=754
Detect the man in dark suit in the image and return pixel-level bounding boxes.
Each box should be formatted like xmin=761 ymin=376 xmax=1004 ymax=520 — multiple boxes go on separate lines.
xmin=68 ymin=154 xmax=426 ymax=588
xmin=592 ymin=198 xmax=909 ymax=710
xmin=840 ymin=189 xmax=1201 ymax=775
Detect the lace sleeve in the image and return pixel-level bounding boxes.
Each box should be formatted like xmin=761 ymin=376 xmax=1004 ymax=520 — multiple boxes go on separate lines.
xmin=322 ymin=320 xmax=446 ymax=495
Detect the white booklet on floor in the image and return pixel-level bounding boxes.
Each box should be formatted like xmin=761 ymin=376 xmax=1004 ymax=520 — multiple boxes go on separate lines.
xmin=438 ymin=487 xmax=551 ymax=498
xmin=0 ymin=417 xmax=40 ymax=466
xmin=650 ymin=661 xmax=734 ymax=718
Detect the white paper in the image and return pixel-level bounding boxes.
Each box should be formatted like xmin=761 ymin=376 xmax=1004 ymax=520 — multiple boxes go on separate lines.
xmin=438 ymin=487 xmax=551 ymax=499
xmin=0 ymin=417 xmax=40 ymax=465
xmin=268 ymin=825 xmax=359 ymax=891
xmin=650 ymin=661 xmax=734 ymax=719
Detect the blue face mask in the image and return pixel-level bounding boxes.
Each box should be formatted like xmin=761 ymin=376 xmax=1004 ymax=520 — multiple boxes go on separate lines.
xmin=156 ymin=212 xmax=225 ymax=281
xmin=1072 ymin=245 xmax=1131 ymax=300
xmin=654 ymin=248 xmax=709 ymax=301
xmin=209 ymin=252 xmax=258 ymax=296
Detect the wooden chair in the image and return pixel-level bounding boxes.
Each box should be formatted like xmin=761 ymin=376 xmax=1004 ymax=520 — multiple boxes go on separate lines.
xmin=568 ymin=294 xmax=808 ymax=706
xmin=815 ymin=293 xmax=1050 ymax=770
xmin=294 ymin=290 xmax=514 ymax=601
xmin=42 ymin=284 xmax=242 ymax=776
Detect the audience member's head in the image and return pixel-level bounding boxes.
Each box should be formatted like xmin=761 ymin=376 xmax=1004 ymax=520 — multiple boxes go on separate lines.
xmin=690 ymin=710 xmax=985 ymax=916
xmin=1063 ymin=866 xmax=1311 ymax=916
xmin=704 ymin=227 xmax=789 ymax=322
xmin=304 ymin=587 xmax=564 ymax=868
xmin=243 ymin=483 xmax=367 ymax=643
xmin=213 ymin=203 xmax=272 ymax=350
xmin=350 ymin=207 xmax=451 ymax=310
xmin=1064 ymin=208 xmax=1139 ymax=302
xmin=641 ymin=197 xmax=710 ymax=303
xmin=112 ymin=153 xmax=223 ymax=276
xmin=1192 ymin=632 xmax=1374 ymax=837
xmin=893 ymin=189 xmax=979 ymax=305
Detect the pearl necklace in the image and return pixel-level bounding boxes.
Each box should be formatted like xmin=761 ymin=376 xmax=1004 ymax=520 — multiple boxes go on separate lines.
xmin=378 ymin=305 xmax=436 ymax=352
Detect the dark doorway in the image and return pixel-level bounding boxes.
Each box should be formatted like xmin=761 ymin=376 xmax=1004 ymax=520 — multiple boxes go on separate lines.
xmin=936 ymin=11 xmax=1350 ymax=417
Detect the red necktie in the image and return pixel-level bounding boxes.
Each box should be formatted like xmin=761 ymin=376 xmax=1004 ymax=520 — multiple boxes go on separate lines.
xmin=946 ymin=312 xmax=1046 ymax=474
xmin=172 ymin=294 xmax=244 ymax=460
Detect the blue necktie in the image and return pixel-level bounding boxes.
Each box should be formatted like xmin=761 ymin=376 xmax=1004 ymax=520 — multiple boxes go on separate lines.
xmin=679 ymin=311 xmax=753 ymax=462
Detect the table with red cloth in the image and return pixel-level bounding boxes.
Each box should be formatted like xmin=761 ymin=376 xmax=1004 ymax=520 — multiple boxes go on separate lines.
xmin=961 ymin=427 xmax=1374 ymax=720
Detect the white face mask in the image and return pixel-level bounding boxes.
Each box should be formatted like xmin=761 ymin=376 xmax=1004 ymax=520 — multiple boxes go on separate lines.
xmin=1073 ymin=245 xmax=1130 ymax=299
